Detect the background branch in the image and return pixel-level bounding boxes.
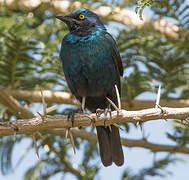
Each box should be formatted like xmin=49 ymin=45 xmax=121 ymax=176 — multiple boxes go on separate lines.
xmin=2 ymin=89 xmax=189 ymax=110
xmin=0 ymin=0 xmax=185 ymax=39
xmin=0 ymin=89 xmax=34 ymax=119
xmin=48 ymin=128 xmax=189 ymax=154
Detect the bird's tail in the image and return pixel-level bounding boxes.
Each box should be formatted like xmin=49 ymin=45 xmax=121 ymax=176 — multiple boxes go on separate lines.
xmin=96 ymin=125 xmax=124 ymax=166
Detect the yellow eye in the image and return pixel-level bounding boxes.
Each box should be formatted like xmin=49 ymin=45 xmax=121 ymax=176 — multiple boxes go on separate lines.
xmin=79 ymin=14 xmax=85 ymax=20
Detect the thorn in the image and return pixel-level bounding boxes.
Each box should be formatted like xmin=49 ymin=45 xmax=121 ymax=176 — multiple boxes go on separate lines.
xmin=156 ymin=104 xmax=167 ymax=121
xmin=113 ymin=123 xmax=123 ymax=131
xmin=81 ymin=97 xmax=86 ymax=112
xmin=46 ymin=105 xmax=57 ymax=114
xmin=155 ymin=84 xmax=161 ymax=108
xmin=37 ymin=112 xmax=46 ymax=122
xmin=156 ymin=104 xmax=163 ymax=112
xmin=115 ymin=85 xmax=121 ymax=109
xmin=139 ymin=121 xmax=143 ymax=132
xmin=137 ymin=121 xmax=144 ymax=137
xmin=139 ymin=122 xmax=146 ymax=140
xmin=106 ymin=97 xmax=120 ymax=112
xmin=108 ymin=125 xmax=112 ymax=132
xmin=68 ymin=129 xmax=76 ymax=154
xmin=36 ymin=131 xmax=43 ymax=140
xmin=65 ymin=128 xmax=69 ymax=139
xmin=32 ymin=134 xmax=39 ymax=158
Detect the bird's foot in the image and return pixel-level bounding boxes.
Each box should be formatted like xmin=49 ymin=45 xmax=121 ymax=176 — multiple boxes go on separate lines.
xmin=96 ymin=108 xmax=112 ymax=131
xmin=66 ymin=109 xmax=84 ymax=154
xmin=106 ymin=97 xmax=121 ymax=115
xmin=67 ymin=108 xmax=83 ymax=127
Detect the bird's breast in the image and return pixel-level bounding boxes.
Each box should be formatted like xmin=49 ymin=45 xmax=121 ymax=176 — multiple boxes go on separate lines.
xmin=61 ymin=32 xmax=118 ymax=97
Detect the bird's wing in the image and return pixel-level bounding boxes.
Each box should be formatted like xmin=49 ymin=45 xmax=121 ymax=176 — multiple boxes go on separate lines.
xmin=105 ymin=33 xmax=123 ymax=77
xmin=63 ymin=70 xmax=82 ymax=102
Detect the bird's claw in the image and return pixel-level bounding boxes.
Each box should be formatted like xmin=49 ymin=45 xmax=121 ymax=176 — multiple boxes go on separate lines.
xmin=67 ymin=108 xmax=83 ymax=127
xmin=96 ymin=108 xmax=112 ymax=131
xmin=67 ymin=111 xmax=75 ymax=127
xmin=96 ymin=108 xmax=104 ymax=117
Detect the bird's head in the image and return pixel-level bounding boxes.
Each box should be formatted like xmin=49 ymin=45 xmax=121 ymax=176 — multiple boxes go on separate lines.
xmin=56 ymin=9 xmax=105 ymax=36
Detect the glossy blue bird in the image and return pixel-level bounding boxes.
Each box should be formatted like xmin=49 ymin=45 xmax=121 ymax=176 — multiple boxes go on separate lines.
xmin=56 ymin=9 xmax=124 ymax=166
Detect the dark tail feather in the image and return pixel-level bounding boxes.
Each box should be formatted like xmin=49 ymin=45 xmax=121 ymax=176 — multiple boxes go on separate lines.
xmin=96 ymin=125 xmax=124 ymax=166
xmin=96 ymin=126 xmax=112 ymax=166
xmin=109 ymin=125 xmax=124 ymax=166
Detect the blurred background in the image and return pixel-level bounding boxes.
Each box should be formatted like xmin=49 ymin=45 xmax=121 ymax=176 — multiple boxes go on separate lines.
xmin=0 ymin=0 xmax=189 ymax=179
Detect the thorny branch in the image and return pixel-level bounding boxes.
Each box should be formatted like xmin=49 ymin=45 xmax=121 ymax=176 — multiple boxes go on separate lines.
xmin=0 ymin=88 xmax=189 ymax=155
xmin=0 ymin=107 xmax=189 ymax=137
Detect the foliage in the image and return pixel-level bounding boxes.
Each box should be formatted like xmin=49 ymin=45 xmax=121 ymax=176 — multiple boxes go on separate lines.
xmin=136 ymin=0 xmax=155 ymax=19
xmin=0 ymin=0 xmax=188 ymax=180
xmin=122 ymin=155 xmax=177 ymax=180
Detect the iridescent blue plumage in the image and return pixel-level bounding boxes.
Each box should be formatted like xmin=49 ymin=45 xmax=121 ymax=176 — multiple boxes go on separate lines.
xmin=56 ymin=9 xmax=124 ymax=166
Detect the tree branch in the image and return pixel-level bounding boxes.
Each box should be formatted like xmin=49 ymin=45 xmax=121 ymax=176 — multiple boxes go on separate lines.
xmin=0 ymin=107 xmax=188 ymax=137
xmin=0 ymin=88 xmax=34 ymax=119
xmin=4 ymin=89 xmax=79 ymax=106
xmin=3 ymin=89 xmax=189 ymax=110
xmin=0 ymin=0 xmax=185 ymax=39
xmin=47 ymin=128 xmax=189 ymax=154
xmin=0 ymin=89 xmax=189 ymax=155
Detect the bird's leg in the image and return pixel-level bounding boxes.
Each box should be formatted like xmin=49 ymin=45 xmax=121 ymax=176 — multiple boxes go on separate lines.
xmin=67 ymin=96 xmax=86 ymax=126
xmin=96 ymin=106 xmax=112 ymax=131
xmin=66 ymin=110 xmax=79 ymax=154
xmin=81 ymin=96 xmax=86 ymax=113
xmin=96 ymin=108 xmax=105 ymax=117
xmin=106 ymin=104 xmax=112 ymax=131
xmin=67 ymin=110 xmax=77 ymax=127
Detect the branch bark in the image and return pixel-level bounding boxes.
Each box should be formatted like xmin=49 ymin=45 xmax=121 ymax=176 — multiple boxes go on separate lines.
xmin=0 ymin=0 xmax=185 ymax=39
xmin=0 ymin=107 xmax=189 ymax=137
xmin=3 ymin=89 xmax=189 ymax=110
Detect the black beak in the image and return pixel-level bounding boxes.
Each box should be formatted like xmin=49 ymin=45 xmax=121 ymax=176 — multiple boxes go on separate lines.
xmin=55 ymin=15 xmax=73 ymax=24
